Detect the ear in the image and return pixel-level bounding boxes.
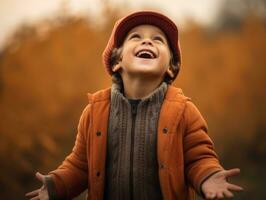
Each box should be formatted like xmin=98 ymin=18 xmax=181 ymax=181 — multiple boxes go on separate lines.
xmin=112 ymin=63 xmax=122 ymax=72
xmin=166 ymin=67 xmax=174 ymax=78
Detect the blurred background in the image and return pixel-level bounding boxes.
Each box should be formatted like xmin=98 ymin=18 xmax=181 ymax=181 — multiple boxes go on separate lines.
xmin=0 ymin=0 xmax=265 ymax=199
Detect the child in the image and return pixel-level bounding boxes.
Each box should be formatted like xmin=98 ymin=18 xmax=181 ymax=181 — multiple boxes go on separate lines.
xmin=26 ymin=11 xmax=243 ymax=200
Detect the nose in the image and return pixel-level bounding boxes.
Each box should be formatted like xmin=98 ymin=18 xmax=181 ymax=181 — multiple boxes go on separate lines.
xmin=141 ymin=38 xmax=153 ymax=46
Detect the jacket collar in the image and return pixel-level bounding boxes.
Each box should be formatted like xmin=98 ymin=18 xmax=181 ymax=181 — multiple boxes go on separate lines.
xmin=87 ymin=85 xmax=189 ymax=104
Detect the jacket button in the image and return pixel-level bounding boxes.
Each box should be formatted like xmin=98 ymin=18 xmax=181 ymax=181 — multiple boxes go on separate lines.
xmin=160 ymin=163 xmax=165 ymax=169
xmin=96 ymin=131 xmax=101 ymax=136
xmin=96 ymin=171 xmax=101 ymax=177
xmin=162 ymin=127 xmax=168 ymax=134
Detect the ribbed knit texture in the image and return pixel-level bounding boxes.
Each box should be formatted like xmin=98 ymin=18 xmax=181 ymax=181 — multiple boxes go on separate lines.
xmin=104 ymin=80 xmax=168 ymax=200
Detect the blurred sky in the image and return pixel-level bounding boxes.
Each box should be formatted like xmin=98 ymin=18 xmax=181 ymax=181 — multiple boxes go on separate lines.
xmin=0 ymin=0 xmax=225 ymax=50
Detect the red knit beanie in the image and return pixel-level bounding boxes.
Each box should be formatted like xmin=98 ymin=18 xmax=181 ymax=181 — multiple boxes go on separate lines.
xmin=102 ymin=10 xmax=182 ymax=80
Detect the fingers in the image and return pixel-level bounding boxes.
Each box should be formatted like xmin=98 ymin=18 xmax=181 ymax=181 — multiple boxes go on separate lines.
xmin=35 ymin=172 xmax=45 ymax=183
xmin=228 ymin=183 xmax=244 ymax=191
xmin=205 ymin=187 xmax=239 ymax=199
xmin=224 ymin=168 xmax=240 ymax=178
xmin=205 ymin=192 xmax=216 ymax=199
xmin=205 ymin=190 xmax=234 ymax=199
xmin=223 ymin=189 xmax=234 ymax=198
xmin=25 ymin=189 xmax=40 ymax=197
xmin=216 ymin=191 xmax=224 ymax=199
xmin=205 ymin=185 xmax=242 ymax=199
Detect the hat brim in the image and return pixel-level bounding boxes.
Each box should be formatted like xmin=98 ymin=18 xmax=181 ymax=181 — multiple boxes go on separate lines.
xmin=114 ymin=11 xmax=179 ymax=56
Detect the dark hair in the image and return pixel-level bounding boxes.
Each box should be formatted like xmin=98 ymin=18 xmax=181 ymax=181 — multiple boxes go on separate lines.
xmin=109 ymin=47 xmax=180 ymax=84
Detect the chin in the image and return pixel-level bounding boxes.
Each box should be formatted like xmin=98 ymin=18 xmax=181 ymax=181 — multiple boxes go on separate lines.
xmin=128 ymin=69 xmax=164 ymax=78
xmin=122 ymin=61 xmax=167 ymax=78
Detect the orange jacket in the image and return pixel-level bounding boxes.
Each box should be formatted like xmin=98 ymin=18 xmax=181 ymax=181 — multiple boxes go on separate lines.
xmin=49 ymin=85 xmax=223 ymax=200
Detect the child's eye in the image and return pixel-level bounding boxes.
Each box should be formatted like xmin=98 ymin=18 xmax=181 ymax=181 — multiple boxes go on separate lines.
xmin=153 ymin=36 xmax=165 ymax=43
xmin=129 ymin=33 xmax=141 ymax=40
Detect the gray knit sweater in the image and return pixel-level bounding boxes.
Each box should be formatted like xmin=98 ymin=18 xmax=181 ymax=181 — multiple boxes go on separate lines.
xmin=104 ymin=80 xmax=168 ymax=200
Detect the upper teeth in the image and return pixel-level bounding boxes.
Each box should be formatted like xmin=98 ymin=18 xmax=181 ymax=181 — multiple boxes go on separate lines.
xmin=136 ymin=50 xmax=155 ymax=58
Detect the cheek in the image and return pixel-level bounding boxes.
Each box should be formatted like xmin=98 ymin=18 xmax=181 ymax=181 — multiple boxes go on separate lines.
xmin=160 ymin=50 xmax=171 ymax=66
xmin=121 ymin=47 xmax=134 ymax=63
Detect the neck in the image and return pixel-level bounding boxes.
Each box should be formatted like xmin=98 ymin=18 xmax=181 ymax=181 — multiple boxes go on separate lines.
xmin=121 ymin=74 xmax=164 ymax=99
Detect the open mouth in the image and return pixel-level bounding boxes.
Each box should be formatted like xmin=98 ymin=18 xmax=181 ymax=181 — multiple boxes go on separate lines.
xmin=135 ymin=49 xmax=157 ymax=59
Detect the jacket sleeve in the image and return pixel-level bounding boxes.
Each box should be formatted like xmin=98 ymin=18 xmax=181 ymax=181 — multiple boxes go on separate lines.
xmin=48 ymin=104 xmax=91 ymax=199
xmin=183 ymin=100 xmax=224 ymax=195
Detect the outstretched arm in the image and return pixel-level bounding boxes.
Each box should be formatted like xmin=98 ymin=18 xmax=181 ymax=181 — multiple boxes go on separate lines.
xmin=201 ymin=168 xmax=243 ymax=199
xmin=26 ymin=104 xmax=91 ymax=200
xmin=183 ymin=101 xmax=243 ymax=198
xmin=47 ymin=104 xmax=91 ymax=199
xmin=183 ymin=101 xmax=224 ymax=194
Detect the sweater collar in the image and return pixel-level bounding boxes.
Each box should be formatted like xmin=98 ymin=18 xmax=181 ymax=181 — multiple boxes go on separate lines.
xmin=111 ymin=78 xmax=168 ymax=105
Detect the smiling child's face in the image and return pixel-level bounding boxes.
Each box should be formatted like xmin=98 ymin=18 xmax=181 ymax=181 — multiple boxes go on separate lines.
xmin=116 ymin=24 xmax=172 ymax=81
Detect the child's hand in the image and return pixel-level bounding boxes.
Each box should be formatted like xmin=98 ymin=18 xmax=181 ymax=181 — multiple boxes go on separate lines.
xmin=201 ymin=168 xmax=243 ymax=199
xmin=25 ymin=172 xmax=49 ymax=200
